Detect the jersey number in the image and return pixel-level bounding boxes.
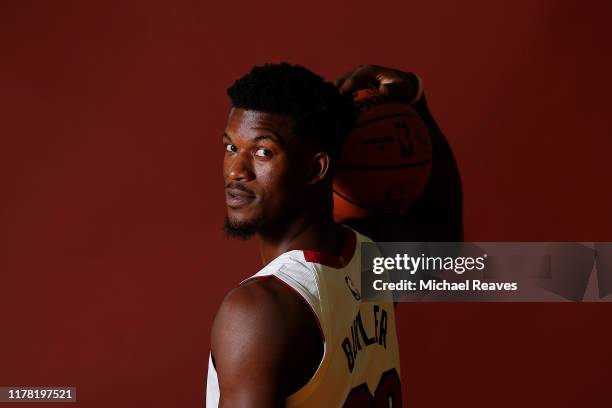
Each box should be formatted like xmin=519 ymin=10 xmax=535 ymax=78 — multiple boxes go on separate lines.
xmin=343 ymin=368 xmax=402 ymax=407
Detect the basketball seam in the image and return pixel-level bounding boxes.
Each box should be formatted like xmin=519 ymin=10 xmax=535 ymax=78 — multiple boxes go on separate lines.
xmin=333 ymin=189 xmax=383 ymax=211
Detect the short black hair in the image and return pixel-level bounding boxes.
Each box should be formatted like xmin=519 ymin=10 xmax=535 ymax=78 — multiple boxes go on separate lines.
xmin=227 ymin=62 xmax=357 ymax=164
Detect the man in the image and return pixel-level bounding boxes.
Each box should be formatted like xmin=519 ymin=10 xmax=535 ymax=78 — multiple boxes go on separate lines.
xmin=207 ymin=63 xmax=461 ymax=407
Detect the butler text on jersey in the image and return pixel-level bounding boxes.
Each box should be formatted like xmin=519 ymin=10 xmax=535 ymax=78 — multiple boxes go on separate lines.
xmin=342 ymin=305 xmax=389 ymax=372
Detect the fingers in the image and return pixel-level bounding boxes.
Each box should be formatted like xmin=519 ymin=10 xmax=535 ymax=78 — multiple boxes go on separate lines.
xmin=334 ymin=64 xmax=382 ymax=96
xmin=332 ymin=68 xmax=355 ymax=91
xmin=333 ymin=65 xmax=424 ymax=104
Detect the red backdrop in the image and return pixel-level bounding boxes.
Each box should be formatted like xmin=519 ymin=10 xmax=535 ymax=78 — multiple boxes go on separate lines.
xmin=1 ymin=1 xmax=611 ymax=407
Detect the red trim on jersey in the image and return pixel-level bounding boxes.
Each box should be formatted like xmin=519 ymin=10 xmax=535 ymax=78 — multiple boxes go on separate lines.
xmin=242 ymin=275 xmax=325 ymax=340
xmin=302 ymin=227 xmax=357 ymax=268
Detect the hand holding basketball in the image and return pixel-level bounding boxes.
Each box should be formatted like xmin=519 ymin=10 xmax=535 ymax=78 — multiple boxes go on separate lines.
xmin=333 ymin=64 xmax=464 ymax=242
xmin=332 ymin=87 xmax=432 ymax=222
xmin=334 ymin=65 xmax=423 ymax=105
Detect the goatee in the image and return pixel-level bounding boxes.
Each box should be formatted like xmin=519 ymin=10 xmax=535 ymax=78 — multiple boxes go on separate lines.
xmin=223 ymin=216 xmax=259 ymax=240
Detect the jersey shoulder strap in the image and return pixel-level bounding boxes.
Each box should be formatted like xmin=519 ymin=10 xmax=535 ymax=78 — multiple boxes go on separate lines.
xmin=241 ymin=251 xmax=325 ymax=335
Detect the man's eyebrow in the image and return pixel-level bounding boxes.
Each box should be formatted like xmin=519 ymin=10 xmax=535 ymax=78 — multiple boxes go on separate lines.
xmin=222 ymin=130 xmax=283 ymax=144
xmin=253 ymin=134 xmax=281 ymax=144
xmin=252 ymin=128 xmax=283 ymax=144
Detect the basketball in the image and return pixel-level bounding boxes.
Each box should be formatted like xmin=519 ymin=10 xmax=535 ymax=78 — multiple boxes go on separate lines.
xmin=333 ymin=88 xmax=432 ymax=223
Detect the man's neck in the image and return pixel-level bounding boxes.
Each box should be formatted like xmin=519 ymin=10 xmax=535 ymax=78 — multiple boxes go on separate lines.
xmin=257 ymin=211 xmax=342 ymax=265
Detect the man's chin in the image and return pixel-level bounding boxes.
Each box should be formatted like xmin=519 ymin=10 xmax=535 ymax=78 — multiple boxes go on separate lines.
xmin=223 ymin=216 xmax=259 ymax=240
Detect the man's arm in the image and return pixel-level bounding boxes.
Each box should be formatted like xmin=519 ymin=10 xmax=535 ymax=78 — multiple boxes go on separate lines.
xmin=410 ymin=93 xmax=463 ymax=241
xmin=210 ymin=278 xmax=322 ymax=407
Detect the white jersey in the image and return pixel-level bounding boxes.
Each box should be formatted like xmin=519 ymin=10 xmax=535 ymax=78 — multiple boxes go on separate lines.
xmin=206 ymin=227 xmax=401 ymax=407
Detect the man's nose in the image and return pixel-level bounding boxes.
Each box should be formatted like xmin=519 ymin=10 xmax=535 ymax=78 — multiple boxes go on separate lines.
xmin=227 ymin=151 xmax=255 ymax=181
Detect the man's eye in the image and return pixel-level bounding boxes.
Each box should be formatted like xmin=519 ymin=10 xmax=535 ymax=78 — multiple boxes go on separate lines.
xmin=255 ymin=148 xmax=271 ymax=157
xmin=225 ymin=144 xmax=237 ymax=153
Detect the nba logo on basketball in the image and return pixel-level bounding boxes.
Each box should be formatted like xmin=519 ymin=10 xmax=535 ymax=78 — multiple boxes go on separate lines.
xmin=333 ymin=88 xmax=433 ymax=222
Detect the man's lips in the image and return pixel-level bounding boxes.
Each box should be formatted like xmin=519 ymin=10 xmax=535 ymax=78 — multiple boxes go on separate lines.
xmin=225 ymin=188 xmax=255 ymax=208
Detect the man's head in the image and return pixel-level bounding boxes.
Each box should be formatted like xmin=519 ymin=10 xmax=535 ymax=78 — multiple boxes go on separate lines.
xmin=223 ymin=63 xmax=357 ymax=239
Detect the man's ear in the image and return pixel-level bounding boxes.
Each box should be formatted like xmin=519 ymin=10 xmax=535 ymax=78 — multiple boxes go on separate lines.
xmin=307 ymin=152 xmax=331 ymax=186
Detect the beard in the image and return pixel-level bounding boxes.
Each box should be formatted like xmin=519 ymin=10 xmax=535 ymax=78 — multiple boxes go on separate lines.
xmin=223 ymin=215 xmax=261 ymax=240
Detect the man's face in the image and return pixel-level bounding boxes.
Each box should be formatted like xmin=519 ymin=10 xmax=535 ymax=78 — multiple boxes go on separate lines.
xmin=223 ymin=108 xmax=311 ymax=238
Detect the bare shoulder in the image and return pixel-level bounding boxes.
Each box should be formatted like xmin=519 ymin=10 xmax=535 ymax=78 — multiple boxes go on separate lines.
xmin=211 ymin=278 xmax=307 ymax=348
xmin=210 ymin=277 xmax=322 ymax=399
